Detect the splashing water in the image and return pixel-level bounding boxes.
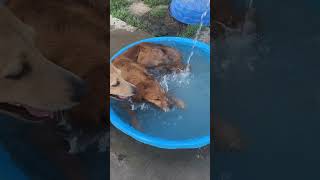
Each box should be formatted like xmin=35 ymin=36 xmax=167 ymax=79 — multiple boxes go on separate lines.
xmin=185 ymin=0 xmax=210 ymax=71
xmin=111 ymin=1 xmax=211 ymax=139
xmin=111 ymin=43 xmax=210 ymax=140
xmin=160 ymin=71 xmax=194 ymax=92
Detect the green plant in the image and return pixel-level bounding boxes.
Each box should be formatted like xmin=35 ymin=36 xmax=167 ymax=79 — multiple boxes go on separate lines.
xmin=149 ymin=6 xmax=167 ymax=18
xmin=143 ymin=0 xmax=171 ymax=7
xmin=179 ymin=25 xmax=201 ymax=38
xmin=110 ymin=0 xmax=130 ymax=12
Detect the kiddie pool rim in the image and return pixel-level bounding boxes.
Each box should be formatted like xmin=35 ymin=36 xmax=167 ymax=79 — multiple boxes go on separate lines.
xmin=110 ymin=37 xmax=210 ymax=149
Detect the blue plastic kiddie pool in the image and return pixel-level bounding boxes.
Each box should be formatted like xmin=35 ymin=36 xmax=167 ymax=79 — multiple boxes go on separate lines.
xmin=169 ymin=0 xmax=210 ymax=26
xmin=110 ymin=37 xmax=210 ymax=149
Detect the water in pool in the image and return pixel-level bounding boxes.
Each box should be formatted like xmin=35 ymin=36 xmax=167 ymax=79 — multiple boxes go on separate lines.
xmin=111 ymin=42 xmax=210 ymax=140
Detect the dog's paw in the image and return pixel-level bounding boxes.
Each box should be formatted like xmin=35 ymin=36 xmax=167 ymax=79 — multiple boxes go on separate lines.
xmin=175 ymin=99 xmax=185 ymax=109
xmin=170 ymin=97 xmax=185 ymax=109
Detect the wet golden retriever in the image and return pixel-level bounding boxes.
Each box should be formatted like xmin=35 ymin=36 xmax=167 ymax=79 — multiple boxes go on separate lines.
xmin=0 ymin=0 xmax=107 ymax=179
xmin=6 ymin=0 xmax=108 ymax=131
xmin=112 ymin=42 xmax=186 ymax=111
xmin=0 ymin=6 xmax=86 ymax=121
xmin=110 ymin=63 xmax=136 ymax=100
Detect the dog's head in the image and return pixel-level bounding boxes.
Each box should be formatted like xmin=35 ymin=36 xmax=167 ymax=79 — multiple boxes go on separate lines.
xmin=0 ymin=7 xmax=86 ymax=121
xmin=134 ymin=42 xmax=182 ymax=68
xmin=110 ymin=64 xmax=135 ymax=100
xmin=145 ymin=90 xmax=170 ymax=112
xmin=134 ymin=82 xmax=170 ymax=112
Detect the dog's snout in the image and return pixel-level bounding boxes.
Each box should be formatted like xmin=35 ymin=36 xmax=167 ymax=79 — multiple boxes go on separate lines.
xmin=69 ymin=78 xmax=87 ymax=102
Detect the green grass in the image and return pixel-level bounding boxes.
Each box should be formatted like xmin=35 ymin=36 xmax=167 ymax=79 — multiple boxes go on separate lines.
xmin=143 ymin=0 xmax=171 ymax=7
xmin=179 ymin=25 xmax=201 ymax=38
xmin=111 ymin=0 xmax=199 ymax=37
xmin=149 ymin=6 xmax=167 ymax=18
xmin=110 ymin=0 xmax=130 ymax=13
xmin=111 ymin=0 xmax=147 ymax=31
xmin=110 ymin=0 xmax=130 ymax=19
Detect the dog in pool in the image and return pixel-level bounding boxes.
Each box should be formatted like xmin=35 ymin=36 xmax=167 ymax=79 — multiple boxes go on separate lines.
xmin=110 ymin=42 xmax=186 ymax=130
xmin=111 ymin=42 xmax=186 ymax=112
xmin=110 ymin=64 xmax=136 ymax=99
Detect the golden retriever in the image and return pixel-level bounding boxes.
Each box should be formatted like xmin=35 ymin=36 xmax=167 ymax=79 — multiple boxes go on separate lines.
xmin=110 ymin=63 xmax=136 ymax=100
xmin=6 ymin=0 xmax=108 ymax=132
xmin=121 ymin=42 xmax=186 ymax=73
xmin=0 ymin=6 xmax=86 ymax=121
xmin=112 ymin=42 xmax=186 ymax=111
xmin=0 ymin=0 xmax=108 ymax=180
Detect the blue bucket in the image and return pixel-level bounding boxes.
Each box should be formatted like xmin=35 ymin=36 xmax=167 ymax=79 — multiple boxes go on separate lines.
xmin=169 ymin=0 xmax=210 ymax=26
xmin=110 ymin=37 xmax=210 ymax=149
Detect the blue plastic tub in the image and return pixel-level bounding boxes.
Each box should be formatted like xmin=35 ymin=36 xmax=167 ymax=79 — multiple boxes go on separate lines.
xmin=170 ymin=0 xmax=210 ymax=26
xmin=110 ymin=37 xmax=210 ymax=149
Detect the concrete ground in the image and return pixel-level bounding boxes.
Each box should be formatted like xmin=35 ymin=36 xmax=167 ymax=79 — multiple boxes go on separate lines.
xmin=110 ymin=19 xmax=210 ymax=180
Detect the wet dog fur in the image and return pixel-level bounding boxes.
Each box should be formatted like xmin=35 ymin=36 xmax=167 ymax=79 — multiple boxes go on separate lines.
xmin=0 ymin=1 xmax=107 ymax=179
xmin=0 ymin=6 xmax=86 ymax=120
xmin=6 ymin=0 xmax=108 ymax=131
xmin=121 ymin=42 xmax=186 ymax=74
xmin=110 ymin=64 xmax=136 ymax=100
xmin=112 ymin=43 xmax=186 ymax=111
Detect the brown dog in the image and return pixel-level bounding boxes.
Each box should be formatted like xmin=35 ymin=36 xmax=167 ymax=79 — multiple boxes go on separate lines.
xmin=6 ymin=0 xmax=108 ymax=131
xmin=122 ymin=42 xmax=186 ymax=73
xmin=0 ymin=6 xmax=86 ymax=121
xmin=112 ymin=42 xmax=186 ymax=111
xmin=110 ymin=64 xmax=136 ymax=100
xmin=112 ymin=56 xmax=172 ymax=111
xmin=0 ymin=3 xmax=106 ymax=179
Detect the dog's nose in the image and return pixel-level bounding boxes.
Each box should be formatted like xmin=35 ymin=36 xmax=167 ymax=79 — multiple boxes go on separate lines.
xmin=70 ymin=78 xmax=88 ymax=102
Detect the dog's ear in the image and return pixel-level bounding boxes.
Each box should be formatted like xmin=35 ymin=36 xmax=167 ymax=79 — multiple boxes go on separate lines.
xmin=122 ymin=46 xmax=140 ymax=61
xmin=111 ymin=63 xmax=121 ymax=74
xmin=1 ymin=7 xmax=36 ymax=44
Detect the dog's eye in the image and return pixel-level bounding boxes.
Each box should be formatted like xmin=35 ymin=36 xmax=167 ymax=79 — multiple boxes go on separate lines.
xmin=112 ymin=80 xmax=120 ymax=87
xmin=5 ymin=62 xmax=31 ymax=80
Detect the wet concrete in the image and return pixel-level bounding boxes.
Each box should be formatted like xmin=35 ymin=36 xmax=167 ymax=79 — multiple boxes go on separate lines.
xmin=110 ymin=30 xmax=210 ymax=180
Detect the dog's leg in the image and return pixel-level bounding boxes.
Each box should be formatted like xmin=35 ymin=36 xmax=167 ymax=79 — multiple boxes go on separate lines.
xmin=128 ymin=110 xmax=141 ymax=131
xmin=167 ymin=95 xmax=185 ymax=109
xmin=120 ymin=103 xmax=143 ymax=131
xmin=172 ymin=97 xmax=185 ymax=109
